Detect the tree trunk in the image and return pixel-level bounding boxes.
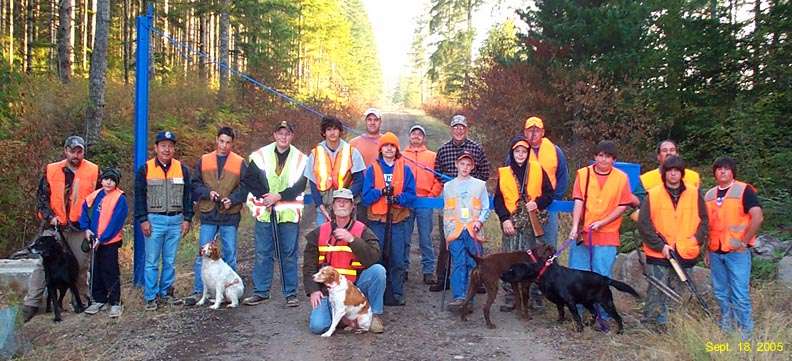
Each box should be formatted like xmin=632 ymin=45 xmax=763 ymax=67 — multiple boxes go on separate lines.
xmin=85 ymin=0 xmax=110 ymax=147
xmin=25 ymin=0 xmax=34 ymax=74
xmin=123 ymin=0 xmax=129 ymax=84
xmin=8 ymin=0 xmax=14 ymax=67
xmin=57 ymin=0 xmax=72 ymax=83
xmin=218 ymin=0 xmax=229 ymax=102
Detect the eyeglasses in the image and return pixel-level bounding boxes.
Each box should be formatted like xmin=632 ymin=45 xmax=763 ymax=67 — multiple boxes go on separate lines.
xmin=451 ymin=125 xmax=466 ymax=131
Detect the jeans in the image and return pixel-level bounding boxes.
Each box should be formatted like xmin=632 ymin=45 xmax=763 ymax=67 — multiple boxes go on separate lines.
xmin=710 ymin=251 xmax=753 ymax=340
xmin=193 ymin=224 xmax=239 ymax=293
xmin=368 ymin=220 xmax=406 ymax=298
xmin=569 ymin=243 xmax=617 ymax=320
xmin=144 ymin=214 xmax=183 ymax=301
xmin=404 ymin=207 xmax=436 ymax=275
xmin=448 ymin=230 xmax=482 ymax=301
xmin=309 ymin=264 xmax=386 ymax=334
xmin=251 ymin=220 xmax=300 ymax=299
xmin=543 ymin=211 xmax=559 ymax=248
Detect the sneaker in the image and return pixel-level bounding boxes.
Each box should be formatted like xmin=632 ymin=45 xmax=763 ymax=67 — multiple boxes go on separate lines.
xmin=286 ymin=296 xmax=299 ymax=307
xmin=83 ymin=302 xmax=106 ymax=315
xmin=109 ymin=305 xmax=123 ymax=318
xmin=423 ymin=273 xmax=436 ymax=285
xmin=145 ymin=300 xmax=158 ymax=311
xmin=370 ymin=315 xmax=384 ymax=334
xmin=499 ymin=294 xmax=515 ymax=313
xmin=183 ymin=293 xmax=201 ymax=306
xmin=446 ymin=299 xmax=466 ymax=312
xmin=22 ymin=305 xmax=38 ymax=323
xmin=162 ymin=294 xmax=183 ymax=306
xmin=242 ymin=294 xmax=270 ymax=306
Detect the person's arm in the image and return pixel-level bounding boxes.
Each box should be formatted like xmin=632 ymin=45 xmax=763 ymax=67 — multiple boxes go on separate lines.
xmin=349 ymin=226 xmax=382 ymax=267
xmin=473 ymin=146 xmax=490 ymax=181
xmin=348 ymin=170 xmax=364 ymax=197
xmin=191 ymin=157 xmax=211 ymax=202
xmin=478 ymin=183 xmax=491 ymax=223
xmin=637 ymin=197 xmax=663 ymax=252
xmin=100 ymin=195 xmax=129 ymax=244
xmin=694 ymin=193 xmax=709 ymax=247
xmin=360 ymin=166 xmax=380 ymax=206
xmin=280 ymin=175 xmax=307 ymax=201
xmin=493 ymin=182 xmax=510 ymax=223
xmin=36 ymin=172 xmax=56 ymax=221
xmin=133 ymin=165 xmax=148 ymax=222
xmin=553 ymin=146 xmax=568 ymax=200
xmin=743 ymin=207 xmax=764 ymax=246
xmin=228 ymin=160 xmax=268 ymax=205
xmin=535 ymin=169 xmax=554 ymax=210
xmin=302 ymin=228 xmax=322 ymax=296
xmin=181 ymin=164 xmax=194 ymax=221
xmin=78 ymin=196 xmax=92 ymax=232
xmin=396 ymin=166 xmax=417 ymax=206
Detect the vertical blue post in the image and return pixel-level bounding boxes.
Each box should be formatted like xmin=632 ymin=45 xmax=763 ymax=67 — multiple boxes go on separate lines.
xmin=133 ymin=5 xmax=153 ymax=287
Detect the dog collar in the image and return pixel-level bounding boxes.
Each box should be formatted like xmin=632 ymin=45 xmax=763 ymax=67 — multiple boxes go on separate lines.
xmin=525 ymin=249 xmax=537 ymax=263
xmin=536 ymin=255 xmax=556 ymax=282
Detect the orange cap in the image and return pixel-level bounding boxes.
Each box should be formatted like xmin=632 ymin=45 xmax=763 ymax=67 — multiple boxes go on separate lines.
xmin=524 ymin=116 xmax=544 ymax=129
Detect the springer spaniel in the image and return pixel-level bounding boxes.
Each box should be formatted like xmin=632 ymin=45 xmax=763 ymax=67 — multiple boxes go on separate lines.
xmin=312 ymin=265 xmax=372 ymax=337
xmin=196 ymin=241 xmax=244 ymax=309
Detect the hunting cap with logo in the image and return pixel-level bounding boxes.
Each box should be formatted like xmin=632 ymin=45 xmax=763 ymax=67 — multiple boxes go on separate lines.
xmin=155 ymin=131 xmax=177 ymax=144
xmin=364 ymin=108 xmax=382 ymax=120
xmin=275 ymin=120 xmax=294 ymax=133
xmin=524 ymin=116 xmax=544 ymax=129
xmin=332 ymin=188 xmax=355 ymax=200
xmin=64 ymin=135 xmax=86 ymax=149
xmin=409 ymin=124 xmax=426 ymax=135
xmin=450 ymin=115 xmax=468 ymax=127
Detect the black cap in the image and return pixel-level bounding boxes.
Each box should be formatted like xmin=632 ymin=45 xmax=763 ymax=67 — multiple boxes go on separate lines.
xmin=275 ymin=121 xmax=294 ymax=133
xmin=101 ymin=167 xmax=121 ymax=184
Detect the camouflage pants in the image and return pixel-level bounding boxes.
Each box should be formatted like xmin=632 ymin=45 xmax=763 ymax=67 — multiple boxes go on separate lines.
xmin=643 ymin=263 xmax=688 ymax=324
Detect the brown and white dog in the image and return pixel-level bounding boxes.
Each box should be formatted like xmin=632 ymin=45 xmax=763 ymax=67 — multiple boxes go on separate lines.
xmin=196 ymin=241 xmax=244 ymax=309
xmin=312 ymin=265 xmax=372 ymax=337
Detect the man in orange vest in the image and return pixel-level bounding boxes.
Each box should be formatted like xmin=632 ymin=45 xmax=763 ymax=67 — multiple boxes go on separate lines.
xmin=350 ymin=108 xmax=384 ymax=224
xmin=362 ymin=132 xmax=416 ymax=306
xmin=134 ymin=131 xmax=194 ymax=311
xmin=184 ymin=127 xmax=247 ymax=306
xmin=521 ymin=116 xmax=569 ymax=247
xmin=303 ymin=188 xmax=386 ymax=334
xmin=304 ymin=115 xmax=366 ymax=225
xmin=637 ymin=155 xmax=708 ymax=331
xmin=632 ymin=140 xmax=702 ymax=219
xmin=494 ymin=136 xmax=553 ymax=312
xmin=402 ymin=125 xmax=443 ymax=285
xmin=568 ymin=140 xmax=638 ymax=321
xmin=79 ymin=167 xmax=129 ymax=318
xmin=704 ymin=156 xmax=763 ymax=340
xmin=23 ymin=135 xmax=99 ymax=322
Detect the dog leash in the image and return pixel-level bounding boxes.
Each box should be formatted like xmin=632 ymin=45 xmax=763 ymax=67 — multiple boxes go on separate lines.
xmin=535 ymin=232 xmax=580 ymax=282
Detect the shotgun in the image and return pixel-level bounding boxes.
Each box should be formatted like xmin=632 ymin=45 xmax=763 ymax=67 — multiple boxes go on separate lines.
xmin=658 ymin=233 xmax=713 ymax=318
xmin=525 ymin=195 xmax=544 ymax=238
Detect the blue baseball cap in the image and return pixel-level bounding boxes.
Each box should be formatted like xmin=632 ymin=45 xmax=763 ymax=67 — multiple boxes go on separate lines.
xmin=155 ymin=131 xmax=177 ymax=144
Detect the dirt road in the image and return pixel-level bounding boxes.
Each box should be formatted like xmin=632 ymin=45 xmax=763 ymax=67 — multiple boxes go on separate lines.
xmin=18 ymin=110 xmax=637 ymax=360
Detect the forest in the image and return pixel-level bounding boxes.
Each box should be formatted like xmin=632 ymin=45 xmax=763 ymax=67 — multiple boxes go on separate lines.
xmin=1 ymin=0 xmax=790 ymax=255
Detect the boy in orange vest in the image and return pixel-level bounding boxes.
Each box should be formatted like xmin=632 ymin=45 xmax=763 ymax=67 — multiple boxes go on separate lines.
xmin=79 ymin=167 xmax=129 ymax=318
xmin=443 ymin=152 xmax=490 ymax=312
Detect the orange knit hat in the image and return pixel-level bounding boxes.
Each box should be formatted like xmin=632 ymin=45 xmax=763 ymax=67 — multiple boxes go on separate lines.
xmin=378 ymin=132 xmax=400 ymax=150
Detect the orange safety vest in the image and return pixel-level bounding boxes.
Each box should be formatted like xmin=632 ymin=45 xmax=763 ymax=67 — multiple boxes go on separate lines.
xmin=312 ymin=143 xmax=353 ymax=191
xmin=369 ymin=158 xmax=406 ymax=215
xmin=705 ymin=181 xmax=756 ymax=252
xmin=197 ymin=151 xmax=244 ymax=214
xmin=317 ymin=221 xmax=366 ymax=283
xmin=530 ymin=138 xmax=560 ymax=189
xmin=641 ymin=168 xmax=701 ymax=192
xmin=44 ymin=159 xmax=99 ymax=223
xmin=402 ymin=145 xmax=441 ymax=197
xmin=577 ymin=166 xmax=629 ymax=246
xmin=443 ymin=197 xmax=485 ymax=244
xmin=84 ymin=188 xmax=125 ymax=245
xmin=146 ymin=158 xmax=185 ymax=213
xmin=497 ymin=161 xmax=543 ymax=214
xmin=645 ymin=184 xmax=701 ymax=260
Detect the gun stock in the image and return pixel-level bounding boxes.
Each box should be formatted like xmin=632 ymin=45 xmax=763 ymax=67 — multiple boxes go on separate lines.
xmin=526 ymin=196 xmax=544 ymax=238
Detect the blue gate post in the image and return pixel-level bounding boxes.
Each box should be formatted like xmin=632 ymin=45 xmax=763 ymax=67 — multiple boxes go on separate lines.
xmin=133 ymin=5 xmax=153 ymax=287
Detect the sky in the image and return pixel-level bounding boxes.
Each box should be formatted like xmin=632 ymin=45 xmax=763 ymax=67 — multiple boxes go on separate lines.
xmin=361 ymin=0 xmax=527 ymax=92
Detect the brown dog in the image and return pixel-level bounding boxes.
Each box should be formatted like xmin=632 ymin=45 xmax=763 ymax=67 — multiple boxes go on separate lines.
xmin=460 ymin=243 xmax=555 ymax=328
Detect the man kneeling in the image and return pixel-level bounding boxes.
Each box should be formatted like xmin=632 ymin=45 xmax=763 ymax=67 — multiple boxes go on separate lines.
xmin=303 ymin=188 xmax=386 ymax=334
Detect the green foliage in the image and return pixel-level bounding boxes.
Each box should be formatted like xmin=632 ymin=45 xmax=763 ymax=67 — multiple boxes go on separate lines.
xmin=752 ymin=257 xmax=778 ymax=281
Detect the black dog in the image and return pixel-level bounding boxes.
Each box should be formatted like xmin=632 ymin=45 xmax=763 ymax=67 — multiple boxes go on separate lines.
xmin=501 ymin=261 xmax=640 ymax=334
xmin=28 ymin=234 xmax=85 ymax=322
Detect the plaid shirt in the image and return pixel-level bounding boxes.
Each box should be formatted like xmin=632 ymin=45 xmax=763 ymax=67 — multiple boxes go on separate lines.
xmin=434 ymin=138 xmax=489 ymax=183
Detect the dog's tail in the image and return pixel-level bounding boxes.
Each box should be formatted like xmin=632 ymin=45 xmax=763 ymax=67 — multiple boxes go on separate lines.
xmin=464 ymin=248 xmax=484 ymax=264
xmin=609 ymin=279 xmax=640 ymax=298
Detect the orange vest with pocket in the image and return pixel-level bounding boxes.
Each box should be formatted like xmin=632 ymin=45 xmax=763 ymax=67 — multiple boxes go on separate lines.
xmin=645 ymin=184 xmax=701 ymax=260
xmin=44 ymin=159 xmax=99 ymax=223
xmin=84 ymin=188 xmax=125 ymax=245
xmin=705 ymin=181 xmax=756 ymax=252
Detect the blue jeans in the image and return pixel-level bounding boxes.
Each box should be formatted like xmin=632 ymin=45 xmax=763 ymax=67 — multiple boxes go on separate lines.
xmin=309 ymin=264 xmax=386 ymax=334
xmin=368 ymin=220 xmax=406 ymax=298
xmin=543 ymin=211 xmax=559 ymax=248
xmin=449 ymin=230 xmax=482 ymax=301
xmin=710 ymin=251 xmax=753 ymax=339
xmin=193 ymin=224 xmax=239 ymax=293
xmin=251 ymin=220 xmax=300 ymax=299
xmin=569 ymin=243 xmax=617 ymax=320
xmin=404 ymin=207 xmax=436 ymax=275
xmin=144 ymin=214 xmax=183 ymax=301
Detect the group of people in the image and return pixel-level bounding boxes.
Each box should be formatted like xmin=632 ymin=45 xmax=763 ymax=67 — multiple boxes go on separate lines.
xmin=20 ymin=111 xmax=762 ymax=340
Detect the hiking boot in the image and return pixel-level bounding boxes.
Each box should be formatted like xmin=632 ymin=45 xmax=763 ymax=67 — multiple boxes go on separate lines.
xmin=162 ymin=294 xmax=183 ymax=306
xmin=446 ymin=299 xmax=466 ymax=313
xmin=183 ymin=292 xmax=201 ymax=306
xmin=499 ymin=294 xmax=515 ymax=313
xmin=109 ymin=305 xmax=123 ymax=318
xmin=370 ymin=315 xmax=384 ymax=334
xmin=243 ymin=294 xmax=270 ymax=306
xmin=83 ymin=302 xmax=106 ymax=315
xmin=23 ymin=305 xmax=38 ymax=323
xmin=423 ymin=273 xmax=437 ymax=285
xmin=429 ymin=281 xmax=450 ymax=292
xmin=286 ymin=296 xmax=299 ymax=307
xmin=145 ymin=300 xmax=158 ymax=311
xmin=384 ymin=295 xmax=406 ymax=307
